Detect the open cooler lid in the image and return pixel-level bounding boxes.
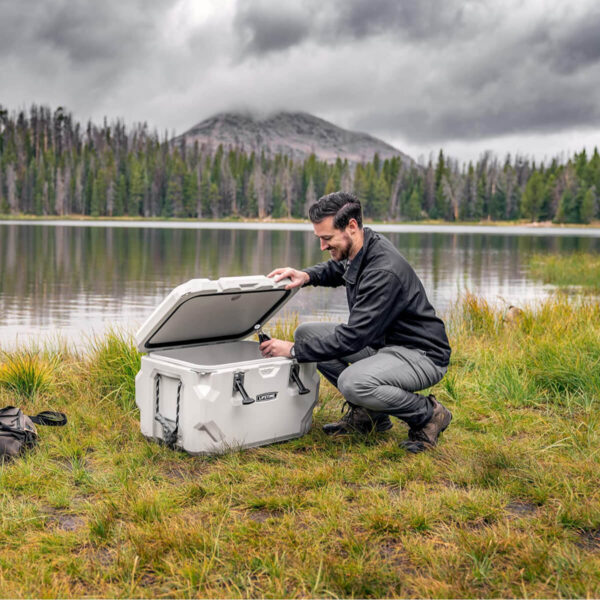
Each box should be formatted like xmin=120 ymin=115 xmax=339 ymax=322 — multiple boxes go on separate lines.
xmin=136 ymin=275 xmax=298 ymax=352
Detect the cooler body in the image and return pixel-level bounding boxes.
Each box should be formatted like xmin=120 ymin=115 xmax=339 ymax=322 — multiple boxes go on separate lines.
xmin=135 ymin=341 xmax=319 ymax=454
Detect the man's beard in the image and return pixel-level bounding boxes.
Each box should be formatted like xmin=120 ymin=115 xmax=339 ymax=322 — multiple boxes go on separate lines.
xmin=330 ymin=234 xmax=353 ymax=262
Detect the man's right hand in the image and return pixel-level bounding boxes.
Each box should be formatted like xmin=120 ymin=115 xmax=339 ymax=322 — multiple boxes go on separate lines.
xmin=267 ymin=267 xmax=310 ymax=290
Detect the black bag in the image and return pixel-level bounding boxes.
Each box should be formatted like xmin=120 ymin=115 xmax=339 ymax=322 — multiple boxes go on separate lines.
xmin=0 ymin=406 xmax=67 ymax=459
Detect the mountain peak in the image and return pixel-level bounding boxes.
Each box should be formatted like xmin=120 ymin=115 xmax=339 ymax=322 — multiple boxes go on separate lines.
xmin=178 ymin=111 xmax=414 ymax=166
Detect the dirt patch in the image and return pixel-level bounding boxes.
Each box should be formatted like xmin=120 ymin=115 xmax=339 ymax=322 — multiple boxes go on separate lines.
xmin=462 ymin=518 xmax=492 ymax=531
xmin=378 ymin=539 xmax=414 ymax=571
xmin=381 ymin=484 xmax=404 ymax=497
xmin=86 ymin=546 xmax=112 ymax=566
xmin=247 ymin=509 xmax=281 ymax=523
xmin=576 ymin=529 xmax=600 ymax=551
xmin=161 ymin=461 xmax=210 ymax=481
xmin=44 ymin=509 xmax=86 ymax=531
xmin=343 ymin=482 xmax=362 ymax=492
xmin=441 ymin=479 xmax=469 ymax=490
xmin=506 ymin=501 xmax=538 ymax=516
xmin=139 ymin=571 xmax=159 ymax=587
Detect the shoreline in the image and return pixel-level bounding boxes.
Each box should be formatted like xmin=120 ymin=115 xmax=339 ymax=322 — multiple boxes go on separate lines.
xmin=1 ymin=216 xmax=599 ymax=237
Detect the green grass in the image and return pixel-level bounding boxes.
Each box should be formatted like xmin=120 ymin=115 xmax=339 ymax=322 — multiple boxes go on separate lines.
xmin=529 ymin=252 xmax=600 ymax=290
xmin=0 ymin=350 xmax=60 ymax=399
xmin=0 ymin=298 xmax=599 ymax=597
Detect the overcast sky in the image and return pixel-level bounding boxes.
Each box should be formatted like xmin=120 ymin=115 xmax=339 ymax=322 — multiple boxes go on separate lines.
xmin=1 ymin=0 xmax=599 ymax=164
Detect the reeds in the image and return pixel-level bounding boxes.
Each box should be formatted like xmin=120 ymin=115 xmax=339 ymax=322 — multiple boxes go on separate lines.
xmin=529 ymin=252 xmax=600 ymax=290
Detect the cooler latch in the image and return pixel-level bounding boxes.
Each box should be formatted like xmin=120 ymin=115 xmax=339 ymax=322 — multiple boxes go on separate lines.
xmin=290 ymin=362 xmax=310 ymax=395
xmin=233 ymin=371 xmax=255 ymax=405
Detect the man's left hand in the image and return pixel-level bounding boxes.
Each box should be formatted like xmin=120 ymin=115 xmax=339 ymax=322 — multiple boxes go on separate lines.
xmin=260 ymin=338 xmax=294 ymax=358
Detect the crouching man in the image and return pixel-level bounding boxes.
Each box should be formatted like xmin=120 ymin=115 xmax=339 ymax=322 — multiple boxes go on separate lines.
xmin=260 ymin=192 xmax=452 ymax=453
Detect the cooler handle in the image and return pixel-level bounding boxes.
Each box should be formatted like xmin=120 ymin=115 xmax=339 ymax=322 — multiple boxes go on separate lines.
xmin=154 ymin=373 xmax=182 ymax=448
xmin=233 ymin=371 xmax=255 ymax=405
xmin=290 ymin=363 xmax=310 ymax=395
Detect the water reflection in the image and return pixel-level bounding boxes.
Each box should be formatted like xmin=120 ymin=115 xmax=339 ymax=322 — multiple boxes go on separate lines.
xmin=0 ymin=224 xmax=598 ymax=348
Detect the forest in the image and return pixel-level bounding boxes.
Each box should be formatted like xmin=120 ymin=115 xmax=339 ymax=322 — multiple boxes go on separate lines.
xmin=0 ymin=104 xmax=598 ymax=223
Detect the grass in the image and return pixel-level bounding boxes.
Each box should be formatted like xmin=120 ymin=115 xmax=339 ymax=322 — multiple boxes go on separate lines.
xmin=0 ymin=350 xmax=60 ymax=399
xmin=529 ymin=252 xmax=600 ymax=290
xmin=0 ymin=297 xmax=599 ymax=597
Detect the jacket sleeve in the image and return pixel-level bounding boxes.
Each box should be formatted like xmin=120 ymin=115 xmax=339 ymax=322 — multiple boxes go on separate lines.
xmin=302 ymin=260 xmax=346 ymax=288
xmin=294 ymin=268 xmax=411 ymax=362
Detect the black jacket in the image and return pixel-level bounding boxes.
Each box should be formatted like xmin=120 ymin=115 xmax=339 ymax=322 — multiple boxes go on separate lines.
xmin=293 ymin=227 xmax=451 ymax=367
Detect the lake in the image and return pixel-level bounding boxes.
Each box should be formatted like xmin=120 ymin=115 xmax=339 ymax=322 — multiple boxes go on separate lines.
xmin=1 ymin=220 xmax=599 ymax=348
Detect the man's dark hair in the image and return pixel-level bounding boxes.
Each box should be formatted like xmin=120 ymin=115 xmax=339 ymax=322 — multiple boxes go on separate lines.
xmin=308 ymin=191 xmax=363 ymax=229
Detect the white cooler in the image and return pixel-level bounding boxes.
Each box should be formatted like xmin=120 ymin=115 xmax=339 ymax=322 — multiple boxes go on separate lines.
xmin=134 ymin=275 xmax=320 ymax=454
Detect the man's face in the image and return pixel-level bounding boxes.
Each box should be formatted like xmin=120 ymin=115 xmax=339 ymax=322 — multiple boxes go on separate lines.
xmin=313 ymin=216 xmax=353 ymax=262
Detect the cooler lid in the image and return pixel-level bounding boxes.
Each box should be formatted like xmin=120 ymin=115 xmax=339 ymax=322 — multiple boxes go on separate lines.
xmin=136 ymin=275 xmax=298 ymax=352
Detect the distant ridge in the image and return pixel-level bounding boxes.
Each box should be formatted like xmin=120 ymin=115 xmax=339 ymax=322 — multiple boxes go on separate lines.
xmin=177 ymin=111 xmax=415 ymax=166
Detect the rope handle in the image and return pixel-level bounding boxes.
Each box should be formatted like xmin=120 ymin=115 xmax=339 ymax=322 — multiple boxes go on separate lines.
xmin=154 ymin=374 xmax=182 ymax=449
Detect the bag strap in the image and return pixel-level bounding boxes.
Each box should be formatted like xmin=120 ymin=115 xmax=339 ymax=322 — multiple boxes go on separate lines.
xmin=29 ymin=411 xmax=67 ymax=427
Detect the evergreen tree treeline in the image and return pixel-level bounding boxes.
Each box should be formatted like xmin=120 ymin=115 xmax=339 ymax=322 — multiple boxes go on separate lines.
xmin=0 ymin=105 xmax=598 ymax=223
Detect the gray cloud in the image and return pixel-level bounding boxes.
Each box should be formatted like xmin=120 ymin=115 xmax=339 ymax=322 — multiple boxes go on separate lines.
xmin=36 ymin=2 xmax=160 ymax=65
xmin=1 ymin=0 xmax=599 ymax=160
xmin=358 ymin=93 xmax=600 ymax=143
xmin=548 ymin=8 xmax=600 ymax=74
xmin=334 ymin=0 xmax=468 ymax=42
xmin=234 ymin=1 xmax=310 ymax=55
xmin=0 ymin=0 xmax=171 ymax=83
xmin=233 ymin=0 xmax=473 ymax=56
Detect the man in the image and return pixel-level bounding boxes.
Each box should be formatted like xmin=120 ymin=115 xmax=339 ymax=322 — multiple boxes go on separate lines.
xmin=260 ymin=192 xmax=452 ymax=453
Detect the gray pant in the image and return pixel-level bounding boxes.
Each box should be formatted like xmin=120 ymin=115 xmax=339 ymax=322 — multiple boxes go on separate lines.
xmin=294 ymin=322 xmax=448 ymax=428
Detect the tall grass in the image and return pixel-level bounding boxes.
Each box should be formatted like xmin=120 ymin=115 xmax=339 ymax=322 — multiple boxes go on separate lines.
xmin=0 ymin=350 xmax=58 ymax=399
xmin=0 ymin=298 xmax=599 ymax=598
xmin=529 ymin=252 xmax=600 ymax=290
xmin=86 ymin=329 xmax=141 ymax=410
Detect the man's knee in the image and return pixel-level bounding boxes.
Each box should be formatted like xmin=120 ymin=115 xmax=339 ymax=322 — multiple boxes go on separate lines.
xmin=338 ymin=367 xmax=377 ymax=407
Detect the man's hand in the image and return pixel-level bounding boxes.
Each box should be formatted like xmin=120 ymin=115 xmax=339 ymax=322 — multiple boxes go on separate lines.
xmin=267 ymin=267 xmax=310 ymax=290
xmin=260 ymin=338 xmax=294 ymax=358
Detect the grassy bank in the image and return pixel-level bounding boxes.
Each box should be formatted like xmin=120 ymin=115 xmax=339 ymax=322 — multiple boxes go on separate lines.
xmin=529 ymin=252 xmax=600 ymax=290
xmin=0 ymin=298 xmax=599 ymax=598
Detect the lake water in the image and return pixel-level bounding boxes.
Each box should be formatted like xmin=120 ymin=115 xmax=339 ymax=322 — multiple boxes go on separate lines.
xmin=1 ymin=220 xmax=599 ymax=349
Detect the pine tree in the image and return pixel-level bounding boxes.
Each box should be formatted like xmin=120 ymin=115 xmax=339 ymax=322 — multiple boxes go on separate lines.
xmin=405 ymin=186 xmax=422 ymax=220
xmin=199 ymin=168 xmax=211 ymax=218
xmin=114 ymin=174 xmax=126 ymax=216
xmin=371 ymin=171 xmax=389 ymax=219
xmin=433 ymin=150 xmax=448 ymax=219
xmin=304 ymin=176 xmax=316 ymax=214
xmin=183 ymin=172 xmax=199 ymax=217
xmin=128 ymin=157 xmax=145 ymax=216
xmin=324 ymin=175 xmax=336 ymax=195
xmin=580 ymin=186 xmax=596 ymax=224
xmin=92 ymin=169 xmax=109 ymax=217
xmin=521 ymin=171 xmax=545 ymax=222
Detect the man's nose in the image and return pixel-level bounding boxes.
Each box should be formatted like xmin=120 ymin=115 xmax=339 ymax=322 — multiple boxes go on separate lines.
xmin=320 ymin=239 xmax=329 ymax=251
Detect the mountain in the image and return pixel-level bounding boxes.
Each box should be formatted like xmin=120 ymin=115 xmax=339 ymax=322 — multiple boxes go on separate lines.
xmin=177 ymin=111 xmax=415 ymax=166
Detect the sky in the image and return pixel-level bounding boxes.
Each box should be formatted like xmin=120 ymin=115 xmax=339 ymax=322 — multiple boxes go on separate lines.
xmin=1 ymin=0 xmax=599 ymax=165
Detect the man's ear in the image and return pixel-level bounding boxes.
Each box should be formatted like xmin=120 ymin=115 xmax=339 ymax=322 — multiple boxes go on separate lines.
xmin=347 ymin=218 xmax=359 ymax=234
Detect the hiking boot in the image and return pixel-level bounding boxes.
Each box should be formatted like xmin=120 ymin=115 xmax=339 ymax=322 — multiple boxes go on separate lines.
xmin=323 ymin=403 xmax=393 ymax=435
xmin=400 ymin=395 xmax=452 ymax=453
